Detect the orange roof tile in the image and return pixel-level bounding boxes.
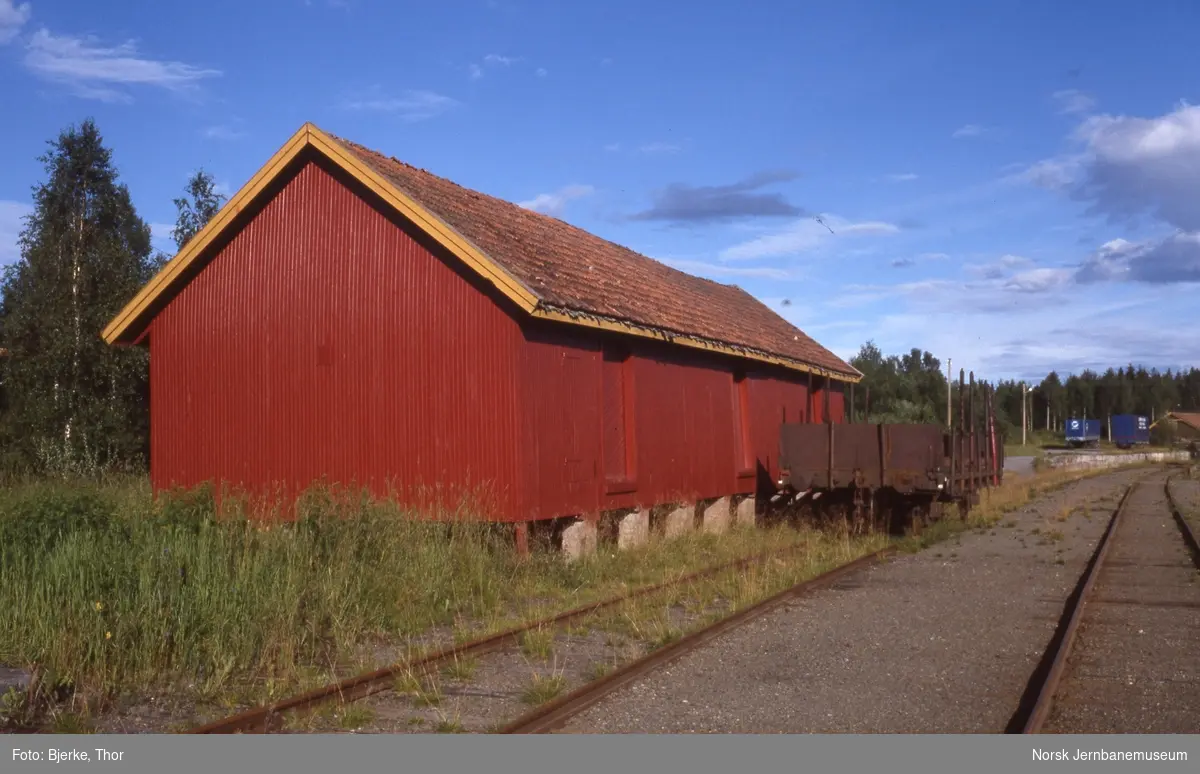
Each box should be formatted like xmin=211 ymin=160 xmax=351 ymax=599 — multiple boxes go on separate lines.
xmin=1167 ymin=412 xmax=1200 ymax=432
xmin=329 ymin=135 xmax=859 ymax=380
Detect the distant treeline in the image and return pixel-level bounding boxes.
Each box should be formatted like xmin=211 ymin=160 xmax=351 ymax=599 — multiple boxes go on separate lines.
xmin=848 ymin=340 xmax=1200 ymax=444
xmin=1 ymin=119 xmax=1194 ymax=479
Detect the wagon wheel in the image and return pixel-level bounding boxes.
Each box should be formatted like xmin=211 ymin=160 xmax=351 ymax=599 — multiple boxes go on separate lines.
xmin=928 ymin=499 xmax=944 ymax=526
xmin=849 ymin=487 xmax=868 ymax=535
xmin=909 ymin=503 xmax=925 ymax=537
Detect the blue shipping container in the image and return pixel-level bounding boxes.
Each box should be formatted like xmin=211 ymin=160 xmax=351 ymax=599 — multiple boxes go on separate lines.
xmin=1111 ymin=414 xmax=1150 ymax=448
xmin=1066 ymin=418 xmax=1101 ymax=447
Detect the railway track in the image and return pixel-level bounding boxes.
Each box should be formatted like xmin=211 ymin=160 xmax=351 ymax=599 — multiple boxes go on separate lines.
xmin=186 ymin=464 xmax=1186 ymax=735
xmin=500 ymin=468 xmax=1190 ymax=736
xmin=497 ymin=546 xmax=886 ymax=734
xmin=1015 ymin=470 xmax=1200 ymax=734
xmin=188 ymin=539 xmax=896 ymax=733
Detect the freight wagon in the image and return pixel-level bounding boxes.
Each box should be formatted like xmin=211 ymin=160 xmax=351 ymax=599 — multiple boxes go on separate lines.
xmin=1110 ymin=414 xmax=1150 ymax=449
xmin=1065 ymin=418 xmax=1101 ymax=449
xmin=773 ymin=370 xmax=1004 ymax=535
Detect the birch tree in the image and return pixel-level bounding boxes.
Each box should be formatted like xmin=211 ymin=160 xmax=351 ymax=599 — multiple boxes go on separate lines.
xmin=0 ymin=119 xmax=155 ymax=475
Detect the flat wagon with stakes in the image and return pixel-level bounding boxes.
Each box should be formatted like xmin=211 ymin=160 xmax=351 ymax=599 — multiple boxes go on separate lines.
xmin=772 ymin=369 xmax=1004 ymax=535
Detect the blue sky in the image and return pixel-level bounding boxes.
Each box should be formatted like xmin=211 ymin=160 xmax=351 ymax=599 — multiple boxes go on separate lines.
xmin=2 ymin=0 xmax=1199 ymax=382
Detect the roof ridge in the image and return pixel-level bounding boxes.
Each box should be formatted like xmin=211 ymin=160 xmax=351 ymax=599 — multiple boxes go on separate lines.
xmin=327 ymin=134 xmax=753 ymax=294
xmin=319 ymin=128 xmax=860 ymax=380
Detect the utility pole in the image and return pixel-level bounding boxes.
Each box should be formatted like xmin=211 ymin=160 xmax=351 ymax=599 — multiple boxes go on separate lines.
xmin=1021 ymin=382 xmax=1027 ymax=446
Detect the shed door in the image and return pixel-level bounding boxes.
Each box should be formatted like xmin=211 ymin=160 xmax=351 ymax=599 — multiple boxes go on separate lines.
xmin=562 ymin=354 xmax=591 ymax=494
xmin=561 ymin=350 xmax=600 ymax=506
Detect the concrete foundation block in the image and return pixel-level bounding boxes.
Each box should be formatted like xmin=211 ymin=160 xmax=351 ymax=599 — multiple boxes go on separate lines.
xmin=663 ymin=505 xmax=694 ymax=540
xmin=735 ymin=496 xmax=757 ymax=527
xmin=561 ymin=519 xmax=597 ymax=561
xmin=702 ymin=496 xmax=732 ymax=535
xmin=617 ymin=509 xmax=650 ymax=551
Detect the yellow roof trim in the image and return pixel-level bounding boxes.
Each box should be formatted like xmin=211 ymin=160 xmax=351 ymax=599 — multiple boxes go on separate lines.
xmin=102 ymin=123 xmax=539 ymax=345
xmin=532 ymin=306 xmax=862 ymax=383
xmin=100 ymin=122 xmax=861 ymax=383
xmin=102 ymin=125 xmax=312 ymax=344
xmin=304 ymin=126 xmax=540 ymax=312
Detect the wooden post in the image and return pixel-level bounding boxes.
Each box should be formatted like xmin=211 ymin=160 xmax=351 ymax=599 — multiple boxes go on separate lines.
xmin=807 ymin=371 xmax=814 ymax=422
xmin=823 ymin=376 xmax=831 ymax=424
xmin=514 ymin=523 xmax=529 ymax=558
xmin=969 ymin=371 xmax=977 ymax=491
xmin=958 ymin=369 xmax=966 ymax=494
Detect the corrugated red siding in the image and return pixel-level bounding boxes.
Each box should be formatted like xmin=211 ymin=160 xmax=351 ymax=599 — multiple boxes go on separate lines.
xmin=149 ymin=158 xmax=525 ymax=517
xmin=147 ymin=156 xmax=849 ymax=523
xmin=516 ymin=326 xmax=845 ymax=519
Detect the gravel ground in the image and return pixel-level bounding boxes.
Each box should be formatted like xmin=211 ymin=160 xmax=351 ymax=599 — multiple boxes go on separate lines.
xmin=555 ymin=467 xmax=1152 ymax=734
xmin=287 ymin=598 xmax=729 ymax=733
xmin=1171 ymin=477 xmax=1200 ymax=523
xmin=1042 ymin=474 xmax=1200 ymax=734
xmin=1004 ymin=456 xmax=1035 ymax=478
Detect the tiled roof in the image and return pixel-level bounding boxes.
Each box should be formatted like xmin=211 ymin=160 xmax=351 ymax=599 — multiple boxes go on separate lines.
xmin=329 ymin=135 xmax=860 ymax=380
xmin=1167 ymin=412 xmax=1200 ymax=432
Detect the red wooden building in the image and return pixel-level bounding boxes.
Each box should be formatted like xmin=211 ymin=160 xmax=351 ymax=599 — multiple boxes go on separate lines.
xmin=103 ymin=123 xmax=861 ymax=525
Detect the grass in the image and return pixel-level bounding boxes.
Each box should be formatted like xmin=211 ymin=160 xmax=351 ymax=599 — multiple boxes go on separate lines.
xmin=337 ymin=703 xmax=375 ymax=730
xmin=0 ymin=476 xmax=884 ymax=719
xmin=519 ymin=628 xmax=555 ymax=661
xmin=441 ymin=654 xmax=478 ymax=682
xmin=521 ymin=671 xmax=568 ymax=705
xmin=0 ymin=459 xmax=1167 ymax=728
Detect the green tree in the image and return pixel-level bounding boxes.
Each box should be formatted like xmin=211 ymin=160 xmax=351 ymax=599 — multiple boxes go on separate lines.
xmin=171 ymin=169 xmax=225 ymax=251
xmin=0 ymin=119 xmax=156 ymax=474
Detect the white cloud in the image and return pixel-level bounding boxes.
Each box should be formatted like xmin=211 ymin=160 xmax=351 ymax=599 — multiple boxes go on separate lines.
xmin=202 ymin=124 xmax=243 ymax=141
xmin=149 ymin=222 xmax=175 ymax=246
xmin=660 ymin=258 xmax=795 ymax=281
xmin=1018 ymin=103 xmax=1200 ymax=232
xmin=535 ymin=67 xmax=547 ymax=78
xmin=1076 ymin=231 xmax=1200 ymax=285
xmin=603 ymin=143 xmax=621 ymax=152
xmin=0 ymin=200 xmax=31 ymax=265
xmin=23 ymin=28 xmax=221 ymax=102
xmin=1009 ymin=155 xmax=1086 ymax=190
xmin=1070 ymin=102 xmax=1200 ymax=231
xmin=719 ymin=215 xmax=900 ymax=261
xmin=517 ymin=184 xmax=595 ymax=216
xmin=638 ymin=142 xmax=682 ymax=155
xmin=964 ymin=253 xmax=1035 ymax=279
xmin=885 ymin=173 xmax=919 ymax=182
xmin=469 ymin=53 xmax=525 ymax=80
xmin=0 ymin=0 xmax=30 ymax=44
xmin=343 ymin=89 xmax=458 ymax=122
xmin=952 ymin=124 xmax=985 ymax=139
xmin=848 ymin=290 xmax=1200 ymax=381
xmin=1010 ymin=101 xmax=1200 ymax=288
xmin=1002 ymin=266 xmax=1074 ymax=293
xmin=1053 ymin=89 xmax=1096 ymax=115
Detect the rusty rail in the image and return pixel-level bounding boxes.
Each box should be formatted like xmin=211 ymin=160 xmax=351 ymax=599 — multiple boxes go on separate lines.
xmin=500 ymin=547 xmax=894 ymax=734
xmin=1163 ymin=475 xmax=1200 ymax=570
xmin=187 ymin=537 xmax=852 ymax=733
xmin=1018 ymin=481 xmax=1137 ymax=734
